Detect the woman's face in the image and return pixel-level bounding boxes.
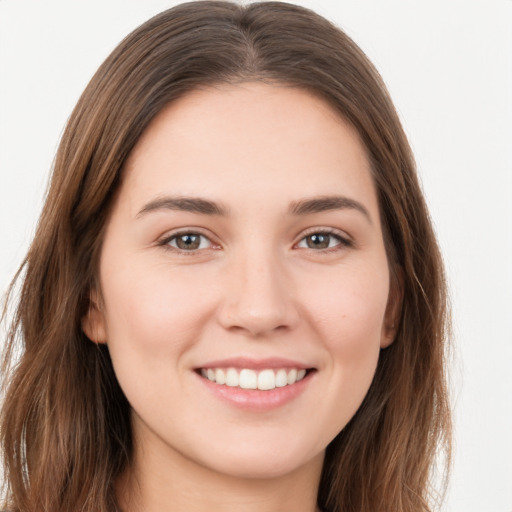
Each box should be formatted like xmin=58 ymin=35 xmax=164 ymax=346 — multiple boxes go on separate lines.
xmin=84 ymin=83 xmax=397 ymax=480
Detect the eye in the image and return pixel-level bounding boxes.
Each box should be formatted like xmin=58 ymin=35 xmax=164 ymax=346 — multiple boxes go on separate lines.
xmin=163 ymin=232 xmax=213 ymax=251
xmin=296 ymin=230 xmax=350 ymax=250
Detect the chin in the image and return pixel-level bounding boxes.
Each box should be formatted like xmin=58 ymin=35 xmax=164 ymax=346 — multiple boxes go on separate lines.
xmin=191 ymin=437 xmax=324 ymax=480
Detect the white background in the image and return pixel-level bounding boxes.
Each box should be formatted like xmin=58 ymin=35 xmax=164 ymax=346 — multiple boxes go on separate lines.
xmin=1 ymin=1 xmax=511 ymax=510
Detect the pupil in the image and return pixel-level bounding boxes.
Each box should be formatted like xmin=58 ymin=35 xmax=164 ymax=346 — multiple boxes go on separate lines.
xmin=177 ymin=234 xmax=200 ymax=250
xmin=308 ymin=234 xmax=329 ymax=249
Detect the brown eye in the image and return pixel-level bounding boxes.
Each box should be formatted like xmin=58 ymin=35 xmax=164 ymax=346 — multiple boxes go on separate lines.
xmin=305 ymin=234 xmax=330 ymax=249
xmin=167 ymin=233 xmax=211 ymax=251
xmin=297 ymin=232 xmax=348 ymax=250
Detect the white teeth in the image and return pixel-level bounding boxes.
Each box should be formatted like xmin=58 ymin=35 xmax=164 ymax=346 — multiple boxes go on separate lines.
xmin=215 ymin=368 xmax=226 ymax=385
xmin=239 ymin=369 xmax=257 ymax=389
xmin=287 ymin=368 xmax=297 ymax=385
xmin=225 ymin=368 xmax=239 ymax=387
xmin=257 ymin=369 xmax=275 ymax=390
xmin=200 ymin=367 xmax=309 ymax=390
xmin=275 ymin=369 xmax=288 ymax=387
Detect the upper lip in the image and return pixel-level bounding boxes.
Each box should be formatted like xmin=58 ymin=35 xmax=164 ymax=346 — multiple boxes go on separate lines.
xmin=196 ymin=357 xmax=313 ymax=370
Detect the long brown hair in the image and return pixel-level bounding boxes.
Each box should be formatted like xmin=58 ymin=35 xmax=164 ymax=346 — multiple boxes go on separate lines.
xmin=1 ymin=2 xmax=451 ymax=511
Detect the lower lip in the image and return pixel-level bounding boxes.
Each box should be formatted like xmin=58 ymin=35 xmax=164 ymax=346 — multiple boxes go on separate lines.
xmin=195 ymin=371 xmax=314 ymax=411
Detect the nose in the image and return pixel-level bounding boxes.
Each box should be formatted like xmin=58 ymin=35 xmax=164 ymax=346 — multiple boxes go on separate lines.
xmin=216 ymin=248 xmax=299 ymax=337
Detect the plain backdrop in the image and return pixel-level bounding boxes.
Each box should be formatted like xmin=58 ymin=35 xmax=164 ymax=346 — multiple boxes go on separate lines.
xmin=1 ymin=0 xmax=511 ymax=510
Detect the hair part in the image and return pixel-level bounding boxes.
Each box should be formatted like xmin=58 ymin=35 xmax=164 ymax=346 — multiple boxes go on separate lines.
xmin=1 ymin=2 xmax=451 ymax=511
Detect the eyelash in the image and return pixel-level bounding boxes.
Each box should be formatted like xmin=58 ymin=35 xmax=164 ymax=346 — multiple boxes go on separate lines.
xmin=295 ymin=228 xmax=353 ymax=253
xmin=157 ymin=228 xmax=353 ymax=254
xmin=157 ymin=229 xmax=218 ymax=255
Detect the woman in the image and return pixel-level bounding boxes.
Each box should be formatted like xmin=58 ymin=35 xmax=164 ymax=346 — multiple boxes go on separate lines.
xmin=0 ymin=2 xmax=451 ymax=511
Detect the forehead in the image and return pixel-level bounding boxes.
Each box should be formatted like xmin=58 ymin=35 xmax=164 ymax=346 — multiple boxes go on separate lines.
xmin=121 ymin=82 xmax=377 ymax=217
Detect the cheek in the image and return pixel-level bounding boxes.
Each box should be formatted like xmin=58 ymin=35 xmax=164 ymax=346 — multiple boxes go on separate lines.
xmin=98 ymin=263 xmax=219 ymax=424
xmin=108 ymin=260 xmax=192 ymax=320
xmin=301 ymin=264 xmax=389 ymax=390
xmin=99 ymin=261 xmax=217 ymax=366
xmin=279 ymin=265 xmax=390 ymax=444
xmin=304 ymin=265 xmax=389 ymax=345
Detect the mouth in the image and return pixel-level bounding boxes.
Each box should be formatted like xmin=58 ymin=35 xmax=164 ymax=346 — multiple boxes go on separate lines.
xmin=194 ymin=357 xmax=317 ymax=410
xmin=197 ymin=367 xmax=314 ymax=391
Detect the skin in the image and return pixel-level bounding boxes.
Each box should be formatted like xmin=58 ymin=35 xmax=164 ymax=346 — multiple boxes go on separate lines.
xmin=83 ymin=83 xmax=400 ymax=512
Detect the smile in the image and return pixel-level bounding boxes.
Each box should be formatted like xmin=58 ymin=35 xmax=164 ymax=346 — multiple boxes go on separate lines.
xmin=200 ymin=367 xmax=308 ymax=390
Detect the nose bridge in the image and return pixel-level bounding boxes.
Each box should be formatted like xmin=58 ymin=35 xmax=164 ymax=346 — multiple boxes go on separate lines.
xmin=219 ymin=242 xmax=297 ymax=336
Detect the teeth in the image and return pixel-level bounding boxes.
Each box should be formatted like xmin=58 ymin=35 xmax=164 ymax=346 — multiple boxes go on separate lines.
xmin=275 ymin=369 xmax=288 ymax=387
xmin=287 ymin=368 xmax=297 ymax=385
xmin=257 ymin=369 xmax=275 ymax=390
xmin=200 ymin=367 xmax=309 ymax=390
xmin=225 ymin=368 xmax=239 ymax=387
xmin=239 ymin=369 xmax=257 ymax=389
xmin=215 ymin=368 xmax=226 ymax=385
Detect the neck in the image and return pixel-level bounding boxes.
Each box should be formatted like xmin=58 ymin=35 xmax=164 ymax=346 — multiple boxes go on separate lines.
xmin=118 ymin=430 xmax=324 ymax=512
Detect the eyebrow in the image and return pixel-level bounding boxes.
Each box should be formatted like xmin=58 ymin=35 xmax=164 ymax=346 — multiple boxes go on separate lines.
xmin=289 ymin=195 xmax=372 ymax=223
xmin=136 ymin=194 xmax=371 ymax=223
xmin=136 ymin=196 xmax=229 ymax=217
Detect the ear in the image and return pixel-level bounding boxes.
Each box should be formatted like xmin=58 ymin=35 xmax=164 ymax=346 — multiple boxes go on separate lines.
xmin=380 ymin=267 xmax=404 ymax=349
xmin=82 ymin=289 xmax=107 ymax=344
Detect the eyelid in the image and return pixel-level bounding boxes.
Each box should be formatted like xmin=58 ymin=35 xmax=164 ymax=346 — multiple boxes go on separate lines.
xmin=157 ymin=228 xmax=221 ymax=253
xmin=294 ymin=227 xmax=353 ymax=250
xmin=155 ymin=226 xmax=353 ymax=254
